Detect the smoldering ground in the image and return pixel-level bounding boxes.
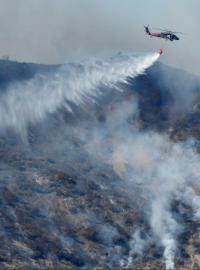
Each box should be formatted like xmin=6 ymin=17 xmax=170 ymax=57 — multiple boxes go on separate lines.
xmin=0 ymin=53 xmax=200 ymax=270
xmin=80 ymin=100 xmax=200 ymax=269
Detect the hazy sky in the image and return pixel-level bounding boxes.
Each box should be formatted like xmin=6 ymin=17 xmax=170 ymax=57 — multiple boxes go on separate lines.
xmin=0 ymin=0 xmax=199 ymax=74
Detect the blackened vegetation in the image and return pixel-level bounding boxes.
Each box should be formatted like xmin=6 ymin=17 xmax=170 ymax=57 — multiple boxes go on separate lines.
xmin=0 ymin=60 xmax=200 ymax=269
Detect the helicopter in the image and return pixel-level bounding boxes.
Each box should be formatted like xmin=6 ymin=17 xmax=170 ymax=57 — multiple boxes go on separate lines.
xmin=144 ymin=25 xmax=182 ymax=41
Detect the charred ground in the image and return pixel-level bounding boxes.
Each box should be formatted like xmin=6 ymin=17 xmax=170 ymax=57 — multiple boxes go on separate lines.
xmin=0 ymin=60 xmax=200 ymax=269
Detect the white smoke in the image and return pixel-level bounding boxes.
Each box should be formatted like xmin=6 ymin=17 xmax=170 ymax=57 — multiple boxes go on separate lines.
xmin=151 ymin=197 xmax=177 ymax=270
xmin=124 ymin=229 xmax=148 ymax=268
xmin=0 ymin=52 xmax=159 ymax=137
xmin=3 ymin=51 xmax=198 ymax=269
xmin=178 ymin=187 xmax=200 ymax=220
xmin=82 ymin=102 xmax=200 ymax=270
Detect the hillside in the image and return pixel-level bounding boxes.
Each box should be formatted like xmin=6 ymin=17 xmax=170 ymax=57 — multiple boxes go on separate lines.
xmin=0 ymin=58 xmax=200 ymax=270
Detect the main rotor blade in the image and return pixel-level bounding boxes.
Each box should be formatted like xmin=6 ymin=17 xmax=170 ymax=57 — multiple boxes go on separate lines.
xmin=154 ymin=28 xmax=186 ymax=34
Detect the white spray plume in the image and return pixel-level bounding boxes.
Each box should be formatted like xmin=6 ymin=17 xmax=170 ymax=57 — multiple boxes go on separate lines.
xmin=0 ymin=52 xmax=159 ymax=137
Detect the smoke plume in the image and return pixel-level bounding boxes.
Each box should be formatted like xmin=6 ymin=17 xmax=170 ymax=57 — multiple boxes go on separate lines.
xmin=0 ymin=51 xmax=200 ymax=269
